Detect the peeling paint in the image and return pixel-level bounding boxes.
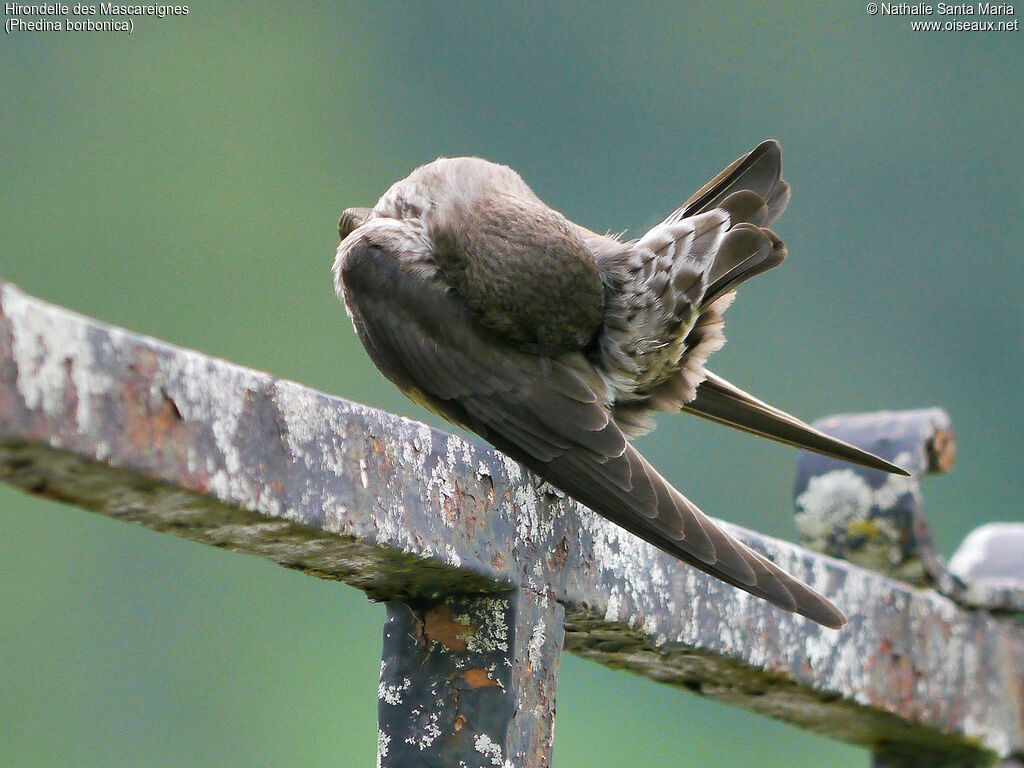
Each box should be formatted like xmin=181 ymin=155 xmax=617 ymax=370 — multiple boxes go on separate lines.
xmin=424 ymin=604 xmax=472 ymax=651
xmin=461 ymin=667 xmax=498 ymax=688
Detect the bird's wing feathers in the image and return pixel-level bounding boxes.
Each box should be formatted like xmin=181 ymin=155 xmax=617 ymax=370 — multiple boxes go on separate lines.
xmin=684 ymin=373 xmax=910 ymax=476
xmin=341 ymin=240 xmax=846 ymax=628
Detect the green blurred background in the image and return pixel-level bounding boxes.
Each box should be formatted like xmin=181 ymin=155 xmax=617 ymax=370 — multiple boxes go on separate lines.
xmin=1 ymin=2 xmax=1021 ymax=766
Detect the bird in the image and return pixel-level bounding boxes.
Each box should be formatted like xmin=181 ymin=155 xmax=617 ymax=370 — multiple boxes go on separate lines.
xmin=332 ymin=140 xmax=907 ymax=629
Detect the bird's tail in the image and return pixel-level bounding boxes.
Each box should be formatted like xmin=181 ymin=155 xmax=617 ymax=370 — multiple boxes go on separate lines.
xmin=626 ymin=141 xmax=791 ymax=415
xmin=677 ymin=141 xmax=907 ymax=476
xmin=636 ymin=141 xmax=908 ymax=476
xmin=681 ymin=139 xmax=791 ymax=306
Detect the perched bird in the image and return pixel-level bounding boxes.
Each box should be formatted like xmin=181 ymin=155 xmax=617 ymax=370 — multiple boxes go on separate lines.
xmin=333 ymin=141 xmax=906 ymax=629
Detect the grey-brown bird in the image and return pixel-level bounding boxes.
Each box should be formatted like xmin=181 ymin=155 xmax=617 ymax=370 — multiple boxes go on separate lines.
xmin=333 ymin=141 xmax=906 ymax=629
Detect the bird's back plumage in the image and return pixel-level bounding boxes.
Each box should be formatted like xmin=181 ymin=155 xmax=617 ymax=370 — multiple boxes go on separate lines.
xmin=334 ymin=141 xmax=903 ymax=629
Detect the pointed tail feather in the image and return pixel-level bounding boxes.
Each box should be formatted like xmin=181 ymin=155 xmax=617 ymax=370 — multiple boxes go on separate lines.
xmin=684 ymin=372 xmax=910 ymax=476
xmin=681 ymin=140 xmax=789 ymax=225
xmin=702 ymin=224 xmax=788 ymax=307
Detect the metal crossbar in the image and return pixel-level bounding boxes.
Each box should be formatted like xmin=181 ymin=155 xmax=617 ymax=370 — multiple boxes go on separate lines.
xmin=1 ymin=281 xmax=1021 ymax=767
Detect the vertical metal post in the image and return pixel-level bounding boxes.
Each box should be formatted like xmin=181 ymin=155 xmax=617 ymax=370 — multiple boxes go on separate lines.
xmin=377 ymin=590 xmax=564 ymax=768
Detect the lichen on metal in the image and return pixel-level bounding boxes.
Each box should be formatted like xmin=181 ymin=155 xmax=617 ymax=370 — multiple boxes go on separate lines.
xmin=794 ymin=409 xmax=955 ymax=587
xmin=2 ymin=281 xmax=1023 ymax=767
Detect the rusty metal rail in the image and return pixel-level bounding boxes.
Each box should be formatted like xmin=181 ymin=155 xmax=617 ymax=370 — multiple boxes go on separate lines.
xmin=1 ymin=281 xmax=1021 ymax=768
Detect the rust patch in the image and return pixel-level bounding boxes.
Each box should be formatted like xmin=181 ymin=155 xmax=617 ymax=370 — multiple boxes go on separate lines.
xmin=123 ymin=385 xmax=188 ymax=452
xmin=461 ymin=667 xmax=498 ymax=688
xmin=927 ymin=429 xmax=956 ymax=474
xmin=443 ymin=492 xmax=460 ymax=525
xmin=423 ymin=604 xmax=472 ymax=651
xmin=549 ymin=535 xmax=570 ymax=569
xmin=454 ymin=714 xmax=467 ymax=732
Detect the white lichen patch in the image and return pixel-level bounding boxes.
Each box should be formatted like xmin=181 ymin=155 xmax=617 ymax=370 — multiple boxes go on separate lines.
xmin=794 ymin=468 xmax=874 ymax=542
xmin=578 ymin=506 xmax=670 ymax=626
xmin=456 ymin=598 xmax=509 ymax=654
xmin=422 ymin=434 xmax=478 ymax=525
xmin=376 ymin=730 xmax=390 ymax=766
xmin=164 ymin=348 xmax=270 ymax=515
xmin=409 ymin=421 xmax=433 ymax=456
xmin=962 ymin=714 xmax=1011 ymax=757
xmin=4 ymin=284 xmax=114 ymax=433
xmin=404 ymin=711 xmax=442 ymax=749
xmin=272 ymin=381 xmax=323 ymax=456
xmin=378 ymin=676 xmax=412 ymax=705
xmin=872 ymin=453 xmax=919 ymax=511
xmin=372 ymin=499 xmax=412 ymax=551
xmin=604 ymin=591 xmax=622 ymax=623
xmin=486 ymin=663 xmax=506 ymax=691
xmin=641 ymin=614 xmax=660 ymax=637
xmin=474 ymin=733 xmax=504 ymax=766
xmin=510 ymin=480 xmax=547 ymax=543
xmin=497 ymin=451 xmax=522 ymax=483
xmin=320 ymin=494 xmax=350 ymax=526
xmin=794 ymin=459 xmax=922 ymax=573
xmin=444 ymin=543 xmax=462 ymax=568
xmin=273 ymin=383 xmax=366 ymax=514
xmin=528 ymin=619 xmax=547 ymax=668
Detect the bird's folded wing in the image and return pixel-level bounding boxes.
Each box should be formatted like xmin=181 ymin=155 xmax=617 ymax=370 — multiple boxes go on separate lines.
xmin=342 ymin=241 xmax=846 ymax=628
xmin=685 ymin=372 xmax=909 ymax=476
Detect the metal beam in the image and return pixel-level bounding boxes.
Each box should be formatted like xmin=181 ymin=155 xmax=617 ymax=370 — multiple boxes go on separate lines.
xmin=1 ymin=281 xmax=1021 ymax=767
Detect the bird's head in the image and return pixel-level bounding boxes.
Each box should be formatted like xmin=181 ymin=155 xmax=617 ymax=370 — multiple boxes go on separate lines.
xmin=338 ymin=156 xmax=539 ymax=235
xmin=334 ymin=158 xmax=605 ymax=351
xmin=335 ymin=157 xmax=538 ymax=284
